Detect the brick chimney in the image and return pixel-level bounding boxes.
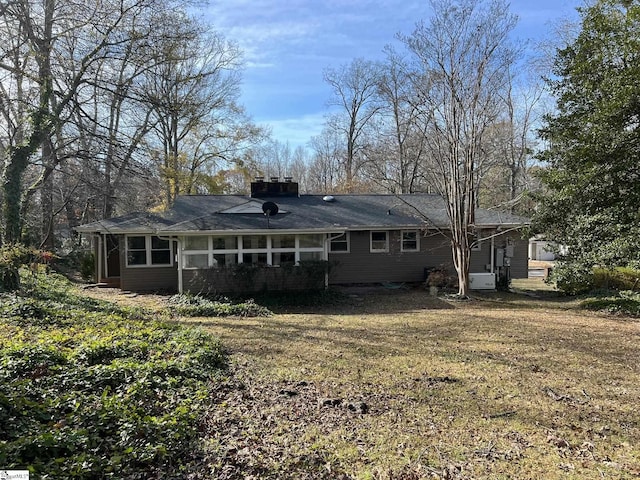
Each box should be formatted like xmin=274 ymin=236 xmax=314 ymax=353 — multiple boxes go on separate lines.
xmin=250 ymin=177 xmax=299 ymax=198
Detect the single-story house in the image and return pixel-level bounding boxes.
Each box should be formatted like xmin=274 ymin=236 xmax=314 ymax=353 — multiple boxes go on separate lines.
xmin=75 ymin=178 xmax=529 ymax=293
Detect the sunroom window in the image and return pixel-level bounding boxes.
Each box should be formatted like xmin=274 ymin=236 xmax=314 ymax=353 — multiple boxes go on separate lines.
xmin=181 ymin=234 xmax=325 ymax=268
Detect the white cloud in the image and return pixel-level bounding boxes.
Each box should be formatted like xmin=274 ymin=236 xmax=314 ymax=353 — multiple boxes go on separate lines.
xmin=198 ymin=0 xmax=583 ymax=150
xmin=257 ymin=112 xmax=328 ymax=150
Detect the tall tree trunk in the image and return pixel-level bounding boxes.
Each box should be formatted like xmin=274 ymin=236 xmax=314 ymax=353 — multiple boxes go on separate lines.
xmin=40 ymin=136 xmax=55 ymax=249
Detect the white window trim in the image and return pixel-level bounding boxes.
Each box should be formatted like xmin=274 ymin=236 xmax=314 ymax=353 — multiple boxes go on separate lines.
xmin=370 ymin=230 xmax=389 ymax=253
xmin=181 ymin=234 xmax=325 ymax=268
xmin=401 ymin=230 xmax=420 ymax=252
xmin=329 ymin=232 xmax=350 ymax=253
xmin=126 ymin=235 xmax=173 ymax=268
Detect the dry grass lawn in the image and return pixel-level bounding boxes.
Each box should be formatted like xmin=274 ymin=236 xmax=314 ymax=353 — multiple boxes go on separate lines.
xmin=86 ymin=281 xmax=640 ymax=478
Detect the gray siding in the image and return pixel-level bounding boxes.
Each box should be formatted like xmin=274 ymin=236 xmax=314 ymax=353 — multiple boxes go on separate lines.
xmin=114 ymin=230 xmax=528 ymax=292
xmin=469 ymin=231 xmax=529 ymax=279
xmin=328 ymin=230 xmax=452 ymax=284
xmin=119 ymin=237 xmax=179 ymax=292
xmin=329 ymin=229 xmax=529 ymax=285
xmin=510 ymin=238 xmax=529 ymax=279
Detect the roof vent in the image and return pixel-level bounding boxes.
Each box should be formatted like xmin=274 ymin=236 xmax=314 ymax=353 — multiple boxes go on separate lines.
xmin=322 ymin=195 xmax=335 ymax=202
xmin=284 ymin=176 xmax=293 ymax=182
xmin=270 ymin=176 xmax=279 ymax=183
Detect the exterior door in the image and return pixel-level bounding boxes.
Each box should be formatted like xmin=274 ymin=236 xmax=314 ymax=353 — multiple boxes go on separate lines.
xmin=105 ymin=235 xmax=121 ymax=277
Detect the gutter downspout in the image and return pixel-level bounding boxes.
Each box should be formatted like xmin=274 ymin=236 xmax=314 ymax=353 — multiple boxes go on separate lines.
xmin=96 ymin=234 xmax=103 ymax=283
xmin=102 ymin=233 xmax=109 ymax=278
xmin=491 ymin=232 xmax=495 ymax=274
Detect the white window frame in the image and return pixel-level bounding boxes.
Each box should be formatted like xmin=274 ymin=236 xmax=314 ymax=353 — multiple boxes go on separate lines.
xmin=329 ymin=232 xmax=350 ymax=253
xmin=370 ymin=230 xmax=389 ymax=253
xmin=401 ymin=230 xmax=420 ymax=252
xmin=181 ymin=234 xmax=325 ymax=269
xmin=182 ymin=236 xmax=212 ymax=269
xmin=125 ymin=235 xmax=173 ymax=268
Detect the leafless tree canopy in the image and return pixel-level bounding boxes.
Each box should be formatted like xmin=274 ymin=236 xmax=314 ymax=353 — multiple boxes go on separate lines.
xmin=0 ymin=0 xmax=260 ymax=247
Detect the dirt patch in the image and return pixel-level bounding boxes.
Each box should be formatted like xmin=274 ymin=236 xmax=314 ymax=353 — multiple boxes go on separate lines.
xmin=81 ymin=286 xmax=170 ymax=311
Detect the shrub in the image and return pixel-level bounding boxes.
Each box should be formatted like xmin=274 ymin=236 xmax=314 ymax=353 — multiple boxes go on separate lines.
xmin=425 ymin=266 xmax=456 ymax=289
xmin=592 ymin=267 xmax=640 ymax=292
xmin=0 ymin=244 xmax=35 ymax=292
xmin=167 ymin=293 xmax=272 ymax=318
xmin=548 ymin=262 xmax=595 ymax=295
xmin=581 ymin=290 xmax=640 ymax=317
xmin=60 ymin=249 xmax=95 ymax=280
xmin=551 ymin=263 xmax=640 ymax=296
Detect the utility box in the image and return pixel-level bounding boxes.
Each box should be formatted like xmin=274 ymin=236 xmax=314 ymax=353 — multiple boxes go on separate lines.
xmin=469 ymin=273 xmax=496 ymax=290
xmin=495 ymin=248 xmax=505 ymax=267
xmin=505 ymin=244 xmax=515 ymax=258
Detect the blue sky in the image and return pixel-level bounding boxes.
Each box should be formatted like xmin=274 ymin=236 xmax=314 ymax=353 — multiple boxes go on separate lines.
xmin=202 ymin=0 xmax=584 ymax=150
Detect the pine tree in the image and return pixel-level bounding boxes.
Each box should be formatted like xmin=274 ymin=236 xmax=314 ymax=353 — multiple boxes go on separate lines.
xmin=536 ymin=0 xmax=640 ymax=291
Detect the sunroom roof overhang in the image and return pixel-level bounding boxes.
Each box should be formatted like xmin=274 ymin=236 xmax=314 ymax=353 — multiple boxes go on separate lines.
xmin=158 ymin=227 xmax=347 ymax=236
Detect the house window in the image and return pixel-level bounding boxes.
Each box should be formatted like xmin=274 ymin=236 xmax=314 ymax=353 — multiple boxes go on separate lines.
xmin=272 ymin=235 xmax=295 ymax=249
xmin=299 ymin=251 xmax=322 ymax=262
xmin=401 ymin=230 xmax=419 ymax=252
xmin=126 ymin=235 xmax=172 ymax=267
xmin=181 ymin=234 xmax=325 ymax=268
xmin=151 ymin=236 xmax=171 ymax=264
xmin=127 ymin=236 xmax=147 ymax=265
xmin=213 ymin=236 xmax=237 ymax=250
xmin=184 ymin=236 xmax=208 ymax=250
xmin=272 ymin=252 xmax=296 ymax=266
xmin=242 ymin=252 xmax=268 ymax=265
xmin=329 ymin=233 xmax=349 ymax=253
xmin=182 ymin=235 xmax=238 ymax=269
xmin=299 ymin=234 xmax=324 ymax=248
xmin=211 ymin=253 xmax=236 ymax=267
xmin=184 ymin=254 xmax=208 ymax=269
xmin=370 ymin=231 xmax=389 ymax=253
xmin=243 ymin=235 xmax=267 ymax=249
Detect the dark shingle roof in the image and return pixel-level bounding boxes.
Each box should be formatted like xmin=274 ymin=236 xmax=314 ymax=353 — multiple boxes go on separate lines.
xmin=76 ymin=194 xmax=529 ymax=234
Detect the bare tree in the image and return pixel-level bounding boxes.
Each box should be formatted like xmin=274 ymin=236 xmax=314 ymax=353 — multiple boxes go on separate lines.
xmin=144 ymin=15 xmax=258 ymax=205
xmin=479 ymin=68 xmax=542 ymax=213
xmin=307 ymin=127 xmax=343 ymax=193
xmin=0 ymin=0 xmax=178 ymax=244
xmin=288 ymin=146 xmax=310 ymax=192
xmin=253 ymin=139 xmax=293 ymax=181
xmin=364 ymin=46 xmax=428 ymax=194
xmin=402 ymin=0 xmax=518 ymax=296
xmin=323 ymin=58 xmax=382 ymax=192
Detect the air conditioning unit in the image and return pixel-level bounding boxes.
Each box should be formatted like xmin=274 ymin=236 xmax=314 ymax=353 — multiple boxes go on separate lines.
xmin=469 ymin=273 xmax=496 ymax=290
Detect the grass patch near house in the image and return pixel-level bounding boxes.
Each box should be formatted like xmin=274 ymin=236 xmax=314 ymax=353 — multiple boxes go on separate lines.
xmin=184 ymin=286 xmax=640 ymax=479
